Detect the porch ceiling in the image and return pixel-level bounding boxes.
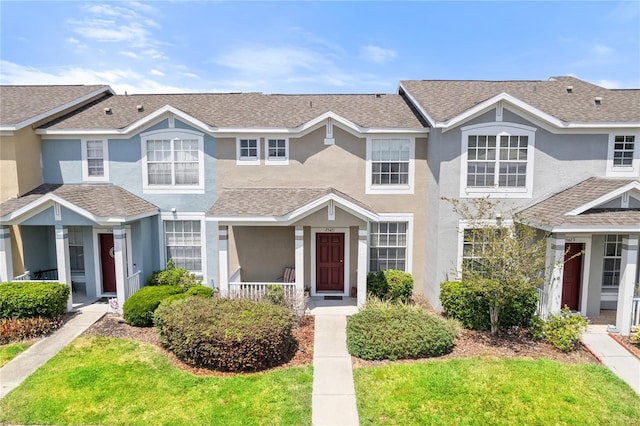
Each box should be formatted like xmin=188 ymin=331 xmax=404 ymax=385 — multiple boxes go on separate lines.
xmin=0 ymin=183 xmax=159 ymax=223
xmin=519 ymin=177 xmax=640 ymax=230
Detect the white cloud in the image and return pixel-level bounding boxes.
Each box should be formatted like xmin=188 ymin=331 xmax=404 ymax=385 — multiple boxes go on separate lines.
xmin=119 ymin=51 xmax=140 ymax=59
xmin=596 ymin=79 xmax=621 ymax=89
xmin=359 ymin=45 xmax=397 ymax=64
xmin=592 ymin=43 xmax=614 ymax=56
xmin=150 ymin=69 xmax=165 ymax=76
xmin=215 ymin=46 xmax=328 ymax=76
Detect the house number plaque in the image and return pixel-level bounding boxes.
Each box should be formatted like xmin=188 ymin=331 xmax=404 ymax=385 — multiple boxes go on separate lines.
xmin=324 ymin=228 xmax=335 ymax=232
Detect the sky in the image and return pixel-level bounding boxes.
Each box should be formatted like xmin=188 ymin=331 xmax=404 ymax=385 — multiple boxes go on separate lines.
xmin=1 ymin=1 xmax=639 ymax=95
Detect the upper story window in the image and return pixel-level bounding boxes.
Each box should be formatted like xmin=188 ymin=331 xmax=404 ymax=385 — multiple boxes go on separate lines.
xmin=141 ymin=129 xmax=204 ymax=194
xmin=607 ymin=134 xmax=639 ymax=177
xmin=265 ymin=138 xmax=289 ymax=165
xmin=366 ymin=137 xmax=415 ymax=194
xmin=460 ymin=123 xmax=535 ymax=198
xmin=81 ymin=139 xmax=109 ymax=181
xmin=237 ymin=138 xmax=260 ymax=165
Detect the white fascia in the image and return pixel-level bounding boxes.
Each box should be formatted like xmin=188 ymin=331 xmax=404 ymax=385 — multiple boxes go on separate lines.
xmin=565 ymin=181 xmax=640 ymax=216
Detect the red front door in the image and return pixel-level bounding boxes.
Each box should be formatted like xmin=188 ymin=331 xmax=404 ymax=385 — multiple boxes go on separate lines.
xmin=561 ymin=243 xmax=584 ymax=310
xmin=99 ymin=233 xmax=117 ymax=293
xmin=316 ymin=233 xmax=344 ymax=292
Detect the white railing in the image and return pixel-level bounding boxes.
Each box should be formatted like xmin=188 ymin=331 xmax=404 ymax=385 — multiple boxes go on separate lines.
xmin=536 ymin=287 xmax=549 ymax=319
xmin=228 ymin=281 xmax=302 ymax=312
xmin=127 ymin=271 xmax=141 ymax=298
xmin=632 ymin=297 xmax=640 ymax=329
xmin=12 ymin=271 xmax=31 ymax=281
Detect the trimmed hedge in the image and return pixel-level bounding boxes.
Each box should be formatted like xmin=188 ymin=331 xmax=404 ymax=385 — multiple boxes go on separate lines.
xmin=158 ymin=285 xmax=214 ymax=306
xmin=145 ymin=260 xmax=201 ymax=290
xmin=123 ymin=285 xmax=182 ymax=327
xmin=0 ymin=282 xmax=70 ymax=319
xmin=440 ymin=280 xmax=538 ymax=330
xmin=367 ymin=270 xmax=414 ymax=302
xmin=0 ymin=316 xmax=64 ymax=344
xmin=154 ymin=297 xmax=296 ymax=372
xmin=346 ymin=301 xmax=455 ymax=360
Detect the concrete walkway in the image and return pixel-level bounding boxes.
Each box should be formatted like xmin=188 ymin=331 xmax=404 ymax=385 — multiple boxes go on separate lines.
xmin=308 ymin=297 xmax=360 ymax=426
xmin=0 ymin=302 xmax=109 ymax=398
xmin=581 ymin=326 xmax=640 ymax=394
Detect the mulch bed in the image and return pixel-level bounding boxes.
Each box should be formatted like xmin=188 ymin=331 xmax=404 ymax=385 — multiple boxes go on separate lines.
xmin=611 ymin=334 xmax=640 ymax=360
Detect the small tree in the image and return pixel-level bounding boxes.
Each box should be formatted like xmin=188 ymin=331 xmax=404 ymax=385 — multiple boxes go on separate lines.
xmin=445 ymin=197 xmax=549 ymax=334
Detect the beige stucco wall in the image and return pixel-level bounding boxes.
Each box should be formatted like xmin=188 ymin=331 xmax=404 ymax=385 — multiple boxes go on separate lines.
xmin=229 ymin=226 xmax=295 ymax=282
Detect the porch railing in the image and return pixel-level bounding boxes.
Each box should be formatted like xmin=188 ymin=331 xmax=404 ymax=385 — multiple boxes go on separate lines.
xmin=228 ymin=281 xmax=302 ymax=312
xmin=536 ymin=287 xmax=549 ymax=319
xmin=632 ymin=297 xmax=640 ymax=329
xmin=127 ymin=271 xmax=141 ymax=298
xmin=12 ymin=271 xmax=31 ymax=281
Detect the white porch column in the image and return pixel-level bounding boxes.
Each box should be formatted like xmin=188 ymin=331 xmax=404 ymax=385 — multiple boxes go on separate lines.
xmin=294 ymin=227 xmax=305 ymax=314
xmin=0 ymin=226 xmax=14 ymax=282
xmin=54 ymin=225 xmax=73 ymax=311
xmin=357 ymin=227 xmax=368 ymax=308
xmin=218 ymin=226 xmax=229 ymax=297
xmin=616 ymin=234 xmax=638 ymax=336
xmin=113 ymin=226 xmax=127 ymax=310
xmin=545 ymin=233 xmax=566 ymax=314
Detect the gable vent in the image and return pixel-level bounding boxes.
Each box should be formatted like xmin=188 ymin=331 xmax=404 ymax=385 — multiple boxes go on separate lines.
xmin=566 ymin=85 xmax=573 ymax=93
xmin=594 ymin=97 xmax=602 ymax=106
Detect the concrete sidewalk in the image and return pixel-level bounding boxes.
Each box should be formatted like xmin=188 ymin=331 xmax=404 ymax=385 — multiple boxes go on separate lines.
xmin=309 ymin=298 xmax=359 ymax=426
xmin=0 ymin=302 xmax=109 ymax=398
xmin=581 ymin=326 xmax=640 ymax=394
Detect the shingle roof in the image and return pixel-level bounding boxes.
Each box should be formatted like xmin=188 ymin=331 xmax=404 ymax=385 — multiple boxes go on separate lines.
xmin=40 ymin=92 xmax=425 ymax=130
xmin=208 ymin=187 xmax=375 ymax=217
xmin=0 ymin=85 xmax=110 ymax=126
xmin=0 ymin=184 xmax=158 ymax=220
xmin=518 ymin=178 xmax=640 ymax=228
xmin=400 ymin=76 xmax=640 ymax=123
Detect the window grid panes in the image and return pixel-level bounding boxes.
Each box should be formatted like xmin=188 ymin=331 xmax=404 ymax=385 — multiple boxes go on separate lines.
xmin=602 ymin=234 xmax=624 ymax=288
xmin=86 ymin=140 xmax=104 ymax=177
xmin=369 ymin=222 xmax=407 ymax=271
xmin=371 ymin=139 xmax=410 ymax=186
xmin=240 ymin=139 xmax=258 ymax=159
xmin=268 ymin=139 xmax=287 ymax=159
xmin=147 ymin=138 xmax=199 ymax=186
xmin=165 ymin=220 xmax=202 ymax=272
xmin=613 ymin=135 xmax=635 ymax=167
xmin=68 ymin=226 xmax=84 ymax=272
xmin=467 ymin=134 xmax=528 ymax=188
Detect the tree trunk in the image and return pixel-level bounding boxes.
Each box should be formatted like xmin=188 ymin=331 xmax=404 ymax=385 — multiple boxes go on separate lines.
xmin=489 ymin=306 xmax=500 ymax=335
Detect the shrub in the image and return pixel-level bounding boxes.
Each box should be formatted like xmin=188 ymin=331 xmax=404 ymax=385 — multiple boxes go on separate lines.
xmin=631 ymin=329 xmax=640 ymax=345
xmin=367 ymin=270 xmax=414 ymax=302
xmin=154 ymin=297 xmax=296 ymax=372
xmin=346 ymin=299 xmax=455 ymax=360
xmin=0 ymin=282 xmax=70 ymax=319
xmin=530 ymin=307 xmax=588 ymax=352
xmin=265 ymin=285 xmax=284 ymax=305
xmin=0 ymin=316 xmax=64 ymax=344
xmin=123 ymin=285 xmax=182 ymax=327
xmin=145 ymin=259 xmax=202 ymax=291
xmin=159 ymin=285 xmax=214 ymax=306
xmin=439 ymin=280 xmax=537 ymax=330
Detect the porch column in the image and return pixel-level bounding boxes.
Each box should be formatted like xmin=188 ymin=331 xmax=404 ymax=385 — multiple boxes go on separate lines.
xmin=357 ymin=227 xmax=368 ymax=308
xmin=113 ymin=226 xmax=127 ymax=310
xmin=616 ymin=234 xmax=638 ymax=336
xmin=218 ymin=226 xmax=229 ymax=297
xmin=295 ymin=227 xmax=305 ymax=314
xmin=0 ymin=226 xmax=13 ymax=282
xmin=545 ymin=233 xmax=566 ymax=314
xmin=54 ymin=225 xmax=73 ymax=311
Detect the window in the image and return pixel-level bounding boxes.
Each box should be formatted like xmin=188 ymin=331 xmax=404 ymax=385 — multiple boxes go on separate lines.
xmin=141 ymin=130 xmax=204 ymax=193
xmin=237 ymin=138 xmax=260 ymax=164
xmin=165 ymin=220 xmax=202 ymax=272
xmin=366 ymin=137 xmax=415 ymax=194
xmin=369 ymin=222 xmax=408 ymax=271
xmin=461 ymin=227 xmax=506 ymax=277
xmin=460 ymin=123 xmax=535 ymax=198
xmin=602 ymin=234 xmax=624 ymax=289
xmin=81 ymin=139 xmax=108 ymax=181
xmin=68 ymin=227 xmax=84 ymax=272
xmin=613 ymin=136 xmax=635 ymax=167
xmin=265 ymin=138 xmax=289 ymax=165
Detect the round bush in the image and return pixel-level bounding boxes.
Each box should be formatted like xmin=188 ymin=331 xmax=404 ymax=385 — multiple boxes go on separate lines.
xmin=158 ymin=285 xmax=214 ymax=306
xmin=367 ymin=270 xmax=414 ymax=302
xmin=123 ymin=285 xmax=182 ymax=327
xmin=347 ymin=302 xmax=455 ymax=360
xmin=0 ymin=282 xmax=70 ymax=319
xmin=154 ymin=297 xmax=296 ymax=372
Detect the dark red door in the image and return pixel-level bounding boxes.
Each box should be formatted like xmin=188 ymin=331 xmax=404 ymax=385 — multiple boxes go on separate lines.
xmin=316 ymin=233 xmax=344 ymax=292
xmin=99 ymin=234 xmax=117 ymax=293
xmin=561 ymin=243 xmax=583 ymax=310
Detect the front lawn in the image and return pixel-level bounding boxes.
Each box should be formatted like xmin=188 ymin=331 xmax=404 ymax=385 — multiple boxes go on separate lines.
xmin=0 ymin=335 xmax=312 ymax=426
xmin=0 ymin=341 xmax=33 ymax=367
xmin=354 ymin=358 xmax=640 ymax=425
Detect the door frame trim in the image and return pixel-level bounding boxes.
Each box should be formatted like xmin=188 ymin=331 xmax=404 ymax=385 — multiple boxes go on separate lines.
xmin=92 ymin=226 xmax=133 ymax=297
xmin=563 ymin=235 xmax=592 ymax=314
xmin=310 ymin=227 xmax=350 ymax=297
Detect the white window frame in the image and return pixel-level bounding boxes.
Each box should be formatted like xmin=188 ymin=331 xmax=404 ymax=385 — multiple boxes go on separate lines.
xmin=459 ymin=123 xmax=536 ymax=199
xmin=369 ymin=213 xmax=413 ymax=274
xmin=236 ymin=137 xmax=260 ymax=165
xmin=265 ymin=137 xmax=289 ymax=165
xmin=140 ymin=129 xmax=205 ymax=194
xmin=81 ymin=138 xmax=109 ymax=181
xmin=67 ymin=226 xmax=85 ymax=273
xmin=455 ymin=219 xmax=513 ymax=279
xmin=602 ymin=234 xmax=625 ymax=291
xmin=159 ymin=212 xmax=207 ymax=279
xmin=365 ymin=137 xmax=415 ymax=195
xmin=606 ymin=133 xmax=640 ymax=177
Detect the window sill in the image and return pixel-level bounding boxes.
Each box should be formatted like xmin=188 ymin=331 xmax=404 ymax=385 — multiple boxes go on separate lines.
xmin=236 ymin=159 xmax=260 ymax=166
xmin=462 ymin=187 xmax=532 ymax=199
xmin=366 ymin=185 xmax=413 ymax=195
xmin=143 ymin=187 xmax=205 ymax=194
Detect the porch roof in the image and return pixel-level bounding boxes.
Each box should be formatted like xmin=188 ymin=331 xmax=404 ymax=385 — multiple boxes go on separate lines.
xmin=519 ymin=177 xmax=640 ymax=231
xmin=0 ymin=184 xmax=159 ymax=224
xmin=207 ymin=187 xmax=378 ymax=223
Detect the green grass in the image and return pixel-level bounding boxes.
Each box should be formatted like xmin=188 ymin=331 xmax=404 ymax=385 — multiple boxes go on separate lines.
xmin=0 ymin=341 xmax=33 ymax=367
xmin=0 ymin=335 xmax=312 ymax=426
xmin=354 ymin=358 xmax=640 ymax=426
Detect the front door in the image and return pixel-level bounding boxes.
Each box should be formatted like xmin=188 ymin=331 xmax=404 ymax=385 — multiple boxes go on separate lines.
xmin=99 ymin=233 xmax=117 ymax=293
xmin=316 ymin=233 xmax=344 ymax=292
xmin=561 ymin=243 xmax=584 ymax=310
